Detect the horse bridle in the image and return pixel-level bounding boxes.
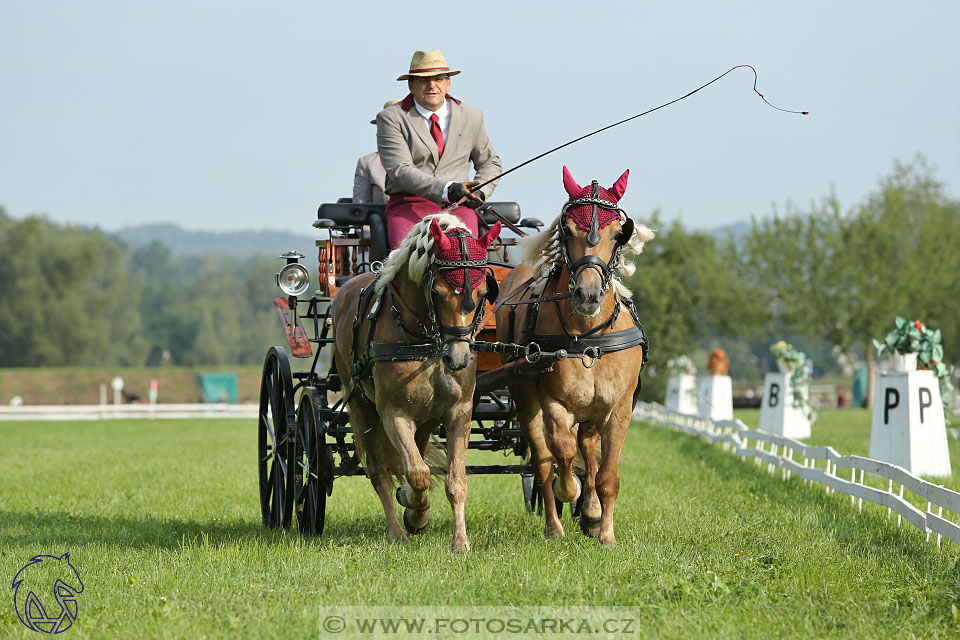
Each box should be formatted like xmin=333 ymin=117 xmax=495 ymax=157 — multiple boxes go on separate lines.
xmin=558 ymin=181 xmax=635 ymax=293
xmin=425 ymin=230 xmax=497 ymax=348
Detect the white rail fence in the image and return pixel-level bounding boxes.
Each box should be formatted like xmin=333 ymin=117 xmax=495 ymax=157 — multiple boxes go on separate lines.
xmin=0 ymin=403 xmax=258 ymax=421
xmin=633 ymin=401 xmax=960 ymax=549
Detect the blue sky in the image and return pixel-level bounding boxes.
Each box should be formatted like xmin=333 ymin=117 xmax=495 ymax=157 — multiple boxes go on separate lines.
xmin=1 ymin=1 xmax=958 ymax=234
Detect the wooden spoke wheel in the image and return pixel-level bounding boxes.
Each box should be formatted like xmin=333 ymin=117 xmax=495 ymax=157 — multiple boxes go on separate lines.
xmin=294 ymin=387 xmax=334 ymax=536
xmin=258 ymin=346 xmax=296 ymax=528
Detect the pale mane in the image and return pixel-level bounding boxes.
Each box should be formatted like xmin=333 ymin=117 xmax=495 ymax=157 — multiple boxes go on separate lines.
xmin=516 ymin=213 xmax=656 ymax=298
xmin=374 ymin=213 xmax=469 ymax=295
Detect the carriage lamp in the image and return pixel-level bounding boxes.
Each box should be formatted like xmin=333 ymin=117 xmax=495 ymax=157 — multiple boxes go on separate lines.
xmin=276 ymin=252 xmax=310 ymax=297
xmin=277 ymin=263 xmax=310 ymax=296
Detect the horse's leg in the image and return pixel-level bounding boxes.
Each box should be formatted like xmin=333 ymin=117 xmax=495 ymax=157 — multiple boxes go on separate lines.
xmin=443 ymin=402 xmax=473 ymax=553
xmin=351 ymin=400 xmax=408 ymax=543
xmin=543 ymin=398 xmax=580 ymax=504
xmin=595 ymin=400 xmax=632 ymax=548
xmin=384 ymin=409 xmax=432 ymax=527
xmin=513 ymin=382 xmax=564 ymax=539
xmin=397 ymin=428 xmax=433 ymax=534
xmin=576 ymin=423 xmax=602 ymax=538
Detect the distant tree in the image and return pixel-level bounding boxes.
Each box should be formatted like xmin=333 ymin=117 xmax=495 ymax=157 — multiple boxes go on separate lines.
xmin=739 ymin=158 xmax=960 ymax=404
xmin=625 ymin=214 xmax=764 ymax=401
xmin=0 ymin=216 xmax=146 ymax=366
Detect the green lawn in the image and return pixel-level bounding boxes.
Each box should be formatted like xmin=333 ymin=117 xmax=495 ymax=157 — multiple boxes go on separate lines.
xmin=2 ymin=413 xmax=960 ymax=638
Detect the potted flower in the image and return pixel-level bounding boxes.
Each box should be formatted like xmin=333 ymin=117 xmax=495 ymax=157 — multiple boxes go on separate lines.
xmin=769 ymin=340 xmax=805 ymax=374
xmin=666 ymin=355 xmax=696 ymax=377
xmin=706 ymin=349 xmax=730 ymax=376
xmin=872 ymin=317 xmax=924 ymax=371
xmin=874 ymin=317 xmax=955 ymax=400
xmin=769 ymin=340 xmax=816 ymax=423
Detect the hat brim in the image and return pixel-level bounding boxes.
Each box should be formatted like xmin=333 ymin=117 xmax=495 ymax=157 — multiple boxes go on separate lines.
xmin=370 ymin=118 xmax=377 ymax=125
xmin=396 ymin=69 xmax=461 ymax=81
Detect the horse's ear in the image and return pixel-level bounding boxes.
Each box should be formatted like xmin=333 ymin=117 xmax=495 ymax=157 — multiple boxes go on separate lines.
xmin=477 ymin=221 xmax=501 ymax=249
xmin=562 ymin=165 xmax=582 ymax=197
xmin=608 ymin=169 xmax=630 ymax=201
xmin=429 ymin=218 xmax=451 ymax=252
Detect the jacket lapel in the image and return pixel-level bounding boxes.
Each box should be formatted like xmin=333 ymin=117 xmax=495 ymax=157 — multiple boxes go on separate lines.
xmin=406 ymin=106 xmax=438 ymax=164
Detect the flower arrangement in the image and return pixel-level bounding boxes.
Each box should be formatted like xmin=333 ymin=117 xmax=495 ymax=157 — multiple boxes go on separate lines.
xmin=706 ymin=349 xmax=730 ymax=375
xmin=769 ymin=340 xmax=817 ymax=423
xmin=874 ymin=317 xmax=955 ymax=400
xmin=770 ymin=340 xmax=805 ymax=373
xmin=666 ymin=355 xmax=696 ymax=377
xmin=873 ymin=317 xmax=927 ymax=358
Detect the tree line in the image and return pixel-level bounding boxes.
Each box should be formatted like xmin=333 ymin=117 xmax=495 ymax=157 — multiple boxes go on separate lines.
xmin=1 ymin=158 xmax=956 ymax=402
xmin=0 ymin=213 xmax=279 ymax=368
xmin=626 ymin=158 xmax=960 ymax=400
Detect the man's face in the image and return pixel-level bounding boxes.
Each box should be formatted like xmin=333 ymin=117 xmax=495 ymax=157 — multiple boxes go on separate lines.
xmin=408 ymin=74 xmax=450 ymax=111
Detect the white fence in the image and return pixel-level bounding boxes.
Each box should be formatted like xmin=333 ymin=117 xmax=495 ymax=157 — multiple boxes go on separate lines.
xmin=0 ymin=403 xmax=258 ymax=421
xmin=633 ymin=401 xmax=960 ymax=549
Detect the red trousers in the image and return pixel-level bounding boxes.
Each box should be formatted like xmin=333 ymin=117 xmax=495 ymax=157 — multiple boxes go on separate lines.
xmin=385 ymin=194 xmax=479 ymax=249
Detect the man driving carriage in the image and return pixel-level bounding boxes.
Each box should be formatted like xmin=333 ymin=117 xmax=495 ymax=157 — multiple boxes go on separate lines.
xmin=376 ymin=49 xmax=502 ymax=248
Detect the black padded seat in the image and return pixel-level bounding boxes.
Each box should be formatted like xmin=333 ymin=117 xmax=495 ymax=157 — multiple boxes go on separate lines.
xmin=317 ymin=201 xmax=521 ymax=226
xmin=317 ymin=202 xmax=385 ymax=226
xmin=481 ymin=202 xmax=521 ymax=223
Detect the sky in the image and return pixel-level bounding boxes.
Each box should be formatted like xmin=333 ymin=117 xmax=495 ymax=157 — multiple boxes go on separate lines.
xmin=1 ymin=1 xmax=958 ymax=235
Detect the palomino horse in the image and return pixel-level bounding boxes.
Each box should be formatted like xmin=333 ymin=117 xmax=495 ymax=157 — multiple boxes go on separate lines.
xmin=331 ymin=214 xmax=501 ymax=551
xmin=496 ymin=166 xmax=654 ymax=547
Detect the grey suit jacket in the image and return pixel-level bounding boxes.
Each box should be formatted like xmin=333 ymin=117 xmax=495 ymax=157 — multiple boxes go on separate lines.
xmin=352 ymin=152 xmax=388 ymax=204
xmin=376 ymin=95 xmax=501 ymax=204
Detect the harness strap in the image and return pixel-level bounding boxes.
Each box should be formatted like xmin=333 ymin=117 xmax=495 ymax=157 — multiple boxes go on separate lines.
xmin=530 ymin=325 xmax=647 ymax=358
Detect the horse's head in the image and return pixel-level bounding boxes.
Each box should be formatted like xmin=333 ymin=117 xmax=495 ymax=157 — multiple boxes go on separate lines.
xmin=428 ymin=218 xmax=501 ymax=371
xmin=560 ymin=166 xmax=636 ymax=316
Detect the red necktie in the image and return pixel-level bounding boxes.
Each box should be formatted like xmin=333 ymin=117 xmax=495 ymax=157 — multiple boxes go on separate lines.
xmin=429 ymin=113 xmax=444 ymax=158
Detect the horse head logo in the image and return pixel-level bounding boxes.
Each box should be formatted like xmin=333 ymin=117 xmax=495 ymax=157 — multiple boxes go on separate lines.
xmin=11 ymin=553 xmax=84 ymax=634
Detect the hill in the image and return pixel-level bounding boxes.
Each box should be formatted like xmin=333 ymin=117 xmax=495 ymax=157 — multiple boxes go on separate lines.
xmin=114 ymin=223 xmax=317 ymax=259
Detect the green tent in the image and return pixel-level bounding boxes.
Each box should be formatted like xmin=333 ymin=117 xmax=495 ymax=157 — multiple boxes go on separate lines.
xmin=197 ymin=373 xmax=239 ymax=404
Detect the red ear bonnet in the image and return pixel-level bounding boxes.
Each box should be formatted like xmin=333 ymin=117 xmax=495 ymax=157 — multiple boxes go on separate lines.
xmin=477 ymin=221 xmax=501 ymax=250
xmin=429 ymin=218 xmax=452 ymax=252
xmin=608 ymin=169 xmax=629 ymax=201
xmin=562 ymin=167 xmax=630 ymax=231
xmin=562 ymin=165 xmax=582 ymax=198
xmin=431 ymin=221 xmax=492 ymax=291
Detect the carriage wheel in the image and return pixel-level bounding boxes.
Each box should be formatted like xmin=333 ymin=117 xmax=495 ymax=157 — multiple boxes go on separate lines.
xmin=294 ymin=387 xmax=334 ymax=536
xmin=258 ymin=346 xmax=296 ymax=529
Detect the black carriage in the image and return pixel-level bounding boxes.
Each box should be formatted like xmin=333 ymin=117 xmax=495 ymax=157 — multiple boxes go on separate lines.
xmin=257 ymin=200 xmax=581 ymax=535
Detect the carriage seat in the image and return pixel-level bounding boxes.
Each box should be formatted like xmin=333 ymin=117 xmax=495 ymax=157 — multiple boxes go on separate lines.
xmin=316 ymin=200 xmax=522 ymax=226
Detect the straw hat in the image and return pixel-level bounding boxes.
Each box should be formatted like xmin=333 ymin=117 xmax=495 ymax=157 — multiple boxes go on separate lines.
xmin=371 ymin=98 xmax=403 ymax=125
xmin=396 ymin=49 xmax=462 ymax=81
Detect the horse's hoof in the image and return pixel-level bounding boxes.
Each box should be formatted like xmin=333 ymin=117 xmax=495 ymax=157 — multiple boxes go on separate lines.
xmin=552 ymin=474 xmax=581 ymax=503
xmin=579 ymin=515 xmax=602 ymax=538
xmin=402 ymin=508 xmax=429 ymax=535
xmin=451 ymin=538 xmax=471 ymax=553
xmin=545 ymin=524 xmax=565 ymax=540
xmin=598 ymin=534 xmax=616 ymax=549
xmin=388 ymin=530 xmax=410 ymax=545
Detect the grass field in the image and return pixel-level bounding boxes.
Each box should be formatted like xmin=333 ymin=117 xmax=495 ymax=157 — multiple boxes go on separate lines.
xmin=3 ymin=411 xmax=960 ymax=639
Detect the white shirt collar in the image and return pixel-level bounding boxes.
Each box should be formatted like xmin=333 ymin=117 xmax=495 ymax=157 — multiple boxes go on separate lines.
xmin=413 ymin=97 xmax=449 ymax=122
